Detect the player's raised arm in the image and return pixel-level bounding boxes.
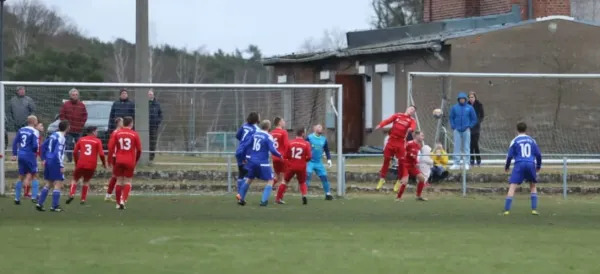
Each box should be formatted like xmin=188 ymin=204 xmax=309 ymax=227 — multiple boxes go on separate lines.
xmin=376 ymin=114 xmax=397 ymax=129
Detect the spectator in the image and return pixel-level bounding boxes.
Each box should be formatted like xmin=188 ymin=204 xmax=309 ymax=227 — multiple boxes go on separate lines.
xmin=449 ymin=92 xmax=478 ymax=170
xmin=468 ymin=91 xmax=485 ymax=167
xmin=148 ymin=89 xmax=163 ymax=162
xmin=9 ymin=86 xmax=36 ymax=130
xmin=108 ymin=88 xmax=135 ymax=134
xmin=59 ymin=88 xmax=88 ymax=162
xmin=431 ymin=143 xmax=450 ymax=183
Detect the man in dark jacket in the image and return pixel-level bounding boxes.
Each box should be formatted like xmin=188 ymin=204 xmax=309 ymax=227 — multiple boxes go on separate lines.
xmin=148 ymin=89 xmax=162 ymax=161
xmin=9 ymin=86 xmax=36 ymax=130
xmin=60 ymin=88 xmax=88 ymax=162
xmin=108 ymin=88 xmax=135 ymax=133
xmin=468 ymin=91 xmax=485 ymax=167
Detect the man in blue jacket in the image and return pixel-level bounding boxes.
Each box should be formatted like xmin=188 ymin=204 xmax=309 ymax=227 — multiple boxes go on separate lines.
xmin=449 ymin=92 xmax=478 ymax=170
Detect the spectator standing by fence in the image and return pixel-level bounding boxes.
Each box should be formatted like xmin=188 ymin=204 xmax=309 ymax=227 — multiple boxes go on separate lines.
xmin=60 ymin=88 xmax=88 ymax=162
xmin=108 ymin=88 xmax=135 ymax=134
xmin=148 ymin=89 xmax=162 ymax=162
xmin=468 ymin=91 xmax=485 ymax=167
xmin=449 ymin=92 xmax=477 ymax=170
xmin=9 ymin=86 xmax=36 ymax=130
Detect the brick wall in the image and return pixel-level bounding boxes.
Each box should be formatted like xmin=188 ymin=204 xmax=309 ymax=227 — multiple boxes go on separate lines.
xmin=532 ymin=0 xmax=571 ymax=17
xmin=424 ymin=0 xmax=571 ymax=22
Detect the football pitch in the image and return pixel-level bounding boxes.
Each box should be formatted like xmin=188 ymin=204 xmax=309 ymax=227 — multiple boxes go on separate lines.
xmin=2 ymin=194 xmax=600 ymax=274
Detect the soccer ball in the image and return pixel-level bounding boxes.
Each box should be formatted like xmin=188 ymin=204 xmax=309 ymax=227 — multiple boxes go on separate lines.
xmin=432 ymin=108 xmax=443 ymax=119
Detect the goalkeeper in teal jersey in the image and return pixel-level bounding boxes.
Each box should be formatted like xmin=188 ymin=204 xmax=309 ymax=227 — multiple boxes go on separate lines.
xmin=306 ymin=124 xmax=333 ymax=200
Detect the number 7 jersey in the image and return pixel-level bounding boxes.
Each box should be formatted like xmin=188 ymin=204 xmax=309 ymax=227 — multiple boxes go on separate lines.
xmin=108 ymin=128 xmax=142 ymax=167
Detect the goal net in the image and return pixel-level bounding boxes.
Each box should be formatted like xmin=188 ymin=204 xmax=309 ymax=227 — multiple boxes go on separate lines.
xmin=408 ymin=72 xmax=600 ymax=163
xmin=0 ymin=82 xmax=343 ymax=196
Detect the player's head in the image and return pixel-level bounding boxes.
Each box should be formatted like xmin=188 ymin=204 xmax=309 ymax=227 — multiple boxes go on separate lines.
xmin=85 ymin=126 xmax=98 ymax=136
xmin=119 ymin=88 xmax=128 ymax=100
xmin=412 ymin=130 xmax=424 ymax=142
xmin=273 ymin=116 xmax=285 ymax=128
xmin=27 ymin=115 xmax=38 ymax=126
xmin=313 ymin=124 xmax=323 ymax=134
xmin=259 ymin=120 xmax=271 ymax=131
xmin=247 ymin=112 xmax=260 ymax=125
xmin=115 ymin=117 xmax=124 ymax=129
xmin=35 ymin=122 xmax=44 ymax=132
xmin=516 ymin=122 xmax=527 ymax=134
xmin=296 ymin=127 xmax=306 ymax=138
xmin=468 ymin=91 xmax=477 ymax=104
xmin=58 ymin=120 xmax=70 ymax=133
xmin=406 ymin=105 xmax=416 ymax=116
xmin=123 ymin=116 xmax=134 ymax=128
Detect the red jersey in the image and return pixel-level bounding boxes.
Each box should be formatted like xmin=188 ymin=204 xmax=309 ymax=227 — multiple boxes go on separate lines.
xmin=109 ymin=128 xmax=122 ymax=157
xmin=403 ymin=140 xmax=422 ymax=166
xmin=108 ymin=128 xmax=142 ymax=167
xmin=74 ymin=135 xmax=106 ymax=170
xmin=285 ymin=137 xmax=312 ymax=170
xmin=378 ymin=113 xmax=416 ymax=145
xmin=270 ymin=127 xmax=289 ymax=161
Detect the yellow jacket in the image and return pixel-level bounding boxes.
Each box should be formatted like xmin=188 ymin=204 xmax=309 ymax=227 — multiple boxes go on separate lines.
xmin=432 ymin=149 xmax=448 ymax=168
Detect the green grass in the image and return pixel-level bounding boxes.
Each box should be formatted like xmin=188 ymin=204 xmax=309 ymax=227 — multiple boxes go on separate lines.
xmin=2 ymin=194 xmax=600 ymax=274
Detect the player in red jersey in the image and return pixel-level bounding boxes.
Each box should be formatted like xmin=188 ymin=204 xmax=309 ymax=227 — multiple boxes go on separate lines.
xmin=66 ymin=126 xmax=107 ymax=205
xmin=396 ymin=130 xmax=428 ymax=201
xmin=105 ymin=117 xmax=123 ymax=202
xmin=375 ymin=105 xmax=417 ymax=192
xmin=107 ymin=116 xmax=142 ymax=210
xmin=275 ymin=127 xmax=311 ymax=205
xmin=270 ymin=117 xmax=289 ymax=189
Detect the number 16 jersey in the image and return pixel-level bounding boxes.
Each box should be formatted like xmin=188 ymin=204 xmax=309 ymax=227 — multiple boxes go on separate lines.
xmin=108 ymin=128 xmax=142 ymax=167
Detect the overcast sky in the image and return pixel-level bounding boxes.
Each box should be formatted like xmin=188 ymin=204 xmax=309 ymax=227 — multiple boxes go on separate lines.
xmin=38 ymin=0 xmax=373 ymax=56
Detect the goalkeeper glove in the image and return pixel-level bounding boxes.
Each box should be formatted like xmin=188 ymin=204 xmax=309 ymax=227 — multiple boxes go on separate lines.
xmin=327 ymin=160 xmax=332 ymax=168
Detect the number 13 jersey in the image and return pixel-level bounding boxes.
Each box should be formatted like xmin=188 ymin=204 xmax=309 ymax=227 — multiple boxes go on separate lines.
xmin=108 ymin=128 xmax=142 ymax=167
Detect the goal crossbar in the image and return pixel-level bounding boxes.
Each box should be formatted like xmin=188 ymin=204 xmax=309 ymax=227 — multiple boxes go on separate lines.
xmin=0 ymin=81 xmax=345 ymax=197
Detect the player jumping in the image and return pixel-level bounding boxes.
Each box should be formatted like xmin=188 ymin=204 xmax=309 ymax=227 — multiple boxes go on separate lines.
xmin=306 ymin=124 xmax=333 ymax=200
xmin=237 ymin=119 xmax=282 ymax=206
xmin=275 ymin=127 xmax=311 ymax=205
xmin=235 ymin=112 xmax=260 ymax=200
xmin=270 ymin=116 xmax=289 ymax=189
xmin=66 ymin=126 xmax=107 ymax=205
xmin=105 ymin=117 xmax=123 ymax=202
xmin=12 ymin=115 xmax=40 ymax=205
xmin=503 ymin=122 xmax=542 ymax=216
xmin=36 ymin=120 xmax=69 ymax=212
xmin=375 ymin=106 xmax=417 ymax=192
xmin=108 ymin=116 xmax=142 ymax=210
xmin=396 ymin=130 xmax=428 ymax=201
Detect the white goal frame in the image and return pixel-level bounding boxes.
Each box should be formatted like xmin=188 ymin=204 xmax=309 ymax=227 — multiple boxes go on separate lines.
xmin=407 ymin=71 xmax=600 ymax=164
xmin=0 ymin=81 xmax=344 ymax=196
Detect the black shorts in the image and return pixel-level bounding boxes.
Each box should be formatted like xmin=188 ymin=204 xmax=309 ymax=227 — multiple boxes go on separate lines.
xmin=237 ymin=165 xmax=248 ymax=179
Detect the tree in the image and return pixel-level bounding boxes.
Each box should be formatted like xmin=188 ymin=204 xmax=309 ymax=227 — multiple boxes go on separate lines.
xmin=370 ymin=0 xmax=423 ymax=29
xmin=298 ymin=27 xmax=348 ymax=53
xmin=112 ymin=38 xmax=129 ymax=83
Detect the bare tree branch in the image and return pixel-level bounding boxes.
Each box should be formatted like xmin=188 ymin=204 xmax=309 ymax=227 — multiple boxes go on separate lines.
xmin=298 ymin=27 xmax=348 ymax=53
xmin=112 ymin=39 xmax=129 ymax=83
xmin=370 ymin=0 xmax=423 ymax=29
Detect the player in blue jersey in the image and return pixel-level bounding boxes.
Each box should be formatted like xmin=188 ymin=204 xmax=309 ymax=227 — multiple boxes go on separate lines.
xmin=503 ymin=122 xmax=542 ymax=216
xmin=235 ymin=112 xmax=260 ymax=200
xmin=11 ymin=115 xmax=40 ymax=205
xmin=36 ymin=120 xmax=70 ymax=212
xmin=306 ymin=124 xmax=333 ymax=200
xmin=237 ymin=120 xmax=282 ymax=206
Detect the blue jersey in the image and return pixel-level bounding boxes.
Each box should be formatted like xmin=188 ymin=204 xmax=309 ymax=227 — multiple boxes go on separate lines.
xmin=505 ymin=134 xmax=542 ymax=170
xmin=240 ymin=130 xmax=281 ymax=164
xmin=41 ymin=132 xmax=67 ymax=168
xmin=12 ymin=126 xmax=39 ymax=158
xmin=306 ymin=133 xmax=331 ymax=163
xmin=236 ymin=123 xmax=259 ymax=144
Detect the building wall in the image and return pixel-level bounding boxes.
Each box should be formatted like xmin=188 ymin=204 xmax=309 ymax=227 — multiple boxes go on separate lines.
xmin=423 ymin=0 xmax=571 ymax=22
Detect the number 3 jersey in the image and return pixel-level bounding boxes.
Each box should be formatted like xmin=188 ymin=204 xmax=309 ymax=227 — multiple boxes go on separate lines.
xmin=108 ymin=128 xmax=142 ymax=167
xmin=505 ymin=134 xmax=542 ymax=170
xmin=74 ymin=135 xmax=106 ymax=170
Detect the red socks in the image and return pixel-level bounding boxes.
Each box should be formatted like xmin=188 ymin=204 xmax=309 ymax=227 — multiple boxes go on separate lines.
xmin=299 ymin=182 xmax=308 ymax=196
xmin=396 ymin=184 xmax=407 ymax=199
xmin=107 ymin=177 xmax=117 ymax=195
xmin=115 ymin=185 xmax=123 ymax=205
xmin=24 ymin=185 xmax=31 ymax=196
xmin=69 ymin=183 xmax=77 ymax=197
xmin=122 ymin=183 xmax=132 ymax=203
xmin=81 ymin=185 xmax=89 ymax=201
xmin=275 ymin=183 xmax=287 ymax=201
xmin=416 ymin=181 xmax=425 ymax=197
xmin=272 ymin=177 xmax=278 ymax=189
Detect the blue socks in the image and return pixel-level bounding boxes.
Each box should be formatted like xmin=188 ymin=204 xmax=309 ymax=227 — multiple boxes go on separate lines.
xmin=38 ymin=186 xmax=49 ymax=206
xmin=52 ymin=190 xmax=61 ymax=209
xmin=531 ymin=193 xmax=538 ymax=210
xmin=240 ymin=181 xmax=250 ymax=201
xmin=504 ymin=196 xmax=513 ymax=211
xmin=32 ymin=180 xmax=39 ymax=199
xmin=14 ymin=180 xmax=22 ymax=201
xmin=261 ymin=185 xmax=273 ymax=203
xmin=236 ymin=179 xmax=244 ymax=194
xmin=319 ymin=175 xmax=330 ymax=194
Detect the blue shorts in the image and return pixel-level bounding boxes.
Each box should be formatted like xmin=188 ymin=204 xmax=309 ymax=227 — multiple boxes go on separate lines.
xmin=245 ymin=161 xmax=273 ymax=181
xmin=44 ymin=161 xmax=64 ymax=182
xmin=509 ymin=162 xmax=537 ymax=184
xmin=18 ymin=156 xmax=37 ymax=176
xmin=307 ymin=162 xmax=327 ymax=177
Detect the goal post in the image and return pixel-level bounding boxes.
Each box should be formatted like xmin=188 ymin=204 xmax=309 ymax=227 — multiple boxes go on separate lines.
xmin=407 ymin=72 xmax=600 ymax=164
xmin=0 ymin=81 xmax=344 ymax=197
